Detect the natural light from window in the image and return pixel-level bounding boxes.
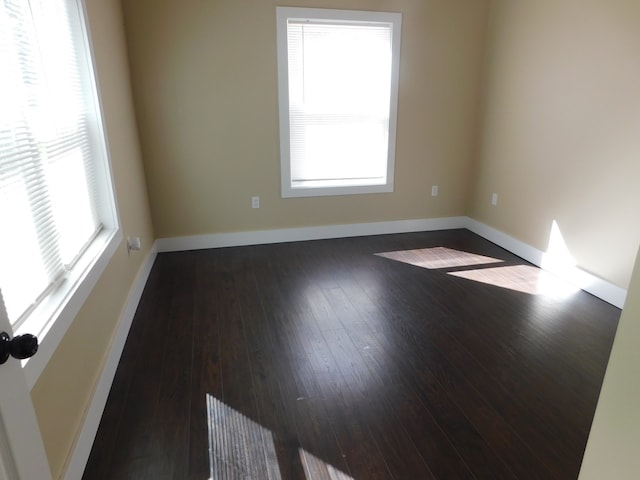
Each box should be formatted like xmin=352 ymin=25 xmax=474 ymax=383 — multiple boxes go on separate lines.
xmin=448 ymin=264 xmax=578 ymax=297
xmin=1 ymin=0 xmax=120 ymax=388
xmin=206 ymin=394 xmax=354 ymax=480
xmin=376 ymin=246 xmax=578 ymax=298
xmin=288 ymin=22 xmax=390 ymax=187
xmin=541 ymin=220 xmax=578 ymax=277
xmin=277 ymin=7 xmax=402 ymax=197
xmin=376 ymin=246 xmax=503 ymax=270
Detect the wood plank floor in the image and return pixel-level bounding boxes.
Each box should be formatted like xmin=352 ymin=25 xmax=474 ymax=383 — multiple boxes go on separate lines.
xmin=83 ymin=229 xmax=620 ymax=480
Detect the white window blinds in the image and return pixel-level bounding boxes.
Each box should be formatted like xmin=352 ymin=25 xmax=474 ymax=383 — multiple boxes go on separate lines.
xmin=287 ymin=20 xmax=393 ymax=187
xmin=277 ymin=8 xmax=401 ymax=198
xmin=0 ymin=0 xmax=101 ymax=327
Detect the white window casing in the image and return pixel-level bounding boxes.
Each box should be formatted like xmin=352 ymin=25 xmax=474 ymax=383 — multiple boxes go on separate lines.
xmin=0 ymin=0 xmax=120 ymax=388
xmin=276 ymin=7 xmax=402 ymax=198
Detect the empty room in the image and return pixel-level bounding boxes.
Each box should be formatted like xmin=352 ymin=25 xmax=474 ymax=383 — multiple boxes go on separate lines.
xmin=0 ymin=0 xmax=639 ymax=479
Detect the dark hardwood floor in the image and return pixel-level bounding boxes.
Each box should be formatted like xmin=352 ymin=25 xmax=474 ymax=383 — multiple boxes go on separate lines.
xmin=83 ymin=229 xmax=620 ymax=480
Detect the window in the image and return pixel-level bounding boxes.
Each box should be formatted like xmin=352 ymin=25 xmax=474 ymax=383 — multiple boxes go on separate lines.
xmin=0 ymin=0 xmax=119 ymax=358
xmin=276 ymin=7 xmax=402 ymax=198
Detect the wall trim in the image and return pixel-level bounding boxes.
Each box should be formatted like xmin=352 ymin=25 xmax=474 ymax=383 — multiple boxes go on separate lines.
xmin=63 ymin=242 xmax=158 ymax=480
xmin=464 ymin=218 xmax=627 ymax=309
xmin=156 ymin=217 xmax=468 ymax=252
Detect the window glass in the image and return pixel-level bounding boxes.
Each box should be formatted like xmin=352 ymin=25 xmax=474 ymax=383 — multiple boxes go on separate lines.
xmin=277 ymin=8 xmax=402 ymax=197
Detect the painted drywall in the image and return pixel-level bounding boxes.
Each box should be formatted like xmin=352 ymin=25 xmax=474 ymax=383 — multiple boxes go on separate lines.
xmin=578 ymin=246 xmax=640 ymax=478
xmin=470 ymin=0 xmax=640 ymax=288
xmin=28 ymin=0 xmax=155 ymax=477
xmin=121 ymin=0 xmax=490 ymax=238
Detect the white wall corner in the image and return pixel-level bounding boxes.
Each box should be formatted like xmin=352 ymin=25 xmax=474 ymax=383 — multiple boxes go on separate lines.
xmin=464 ymin=218 xmax=627 ymax=308
xmin=63 ymin=240 xmax=159 ymax=480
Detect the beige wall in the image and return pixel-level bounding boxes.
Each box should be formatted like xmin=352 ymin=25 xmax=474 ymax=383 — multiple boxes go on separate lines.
xmin=470 ymin=0 xmax=640 ymax=288
xmin=29 ymin=0 xmax=155 ymax=477
xmin=122 ymin=0 xmax=491 ymax=238
xmin=579 ymin=246 xmax=640 ymax=478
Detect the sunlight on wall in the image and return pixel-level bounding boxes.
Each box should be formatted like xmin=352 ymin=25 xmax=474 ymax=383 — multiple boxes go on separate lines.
xmin=538 ymin=219 xmax=606 ymax=298
xmin=542 ymin=221 xmax=577 ymax=278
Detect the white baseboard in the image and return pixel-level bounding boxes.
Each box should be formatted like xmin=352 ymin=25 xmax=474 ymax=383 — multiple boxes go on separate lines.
xmin=465 ymin=218 xmax=627 ymax=308
xmin=63 ymin=242 xmax=158 ymax=480
xmin=464 ymin=218 xmax=546 ymax=266
xmin=156 ymin=216 xmax=468 ymax=252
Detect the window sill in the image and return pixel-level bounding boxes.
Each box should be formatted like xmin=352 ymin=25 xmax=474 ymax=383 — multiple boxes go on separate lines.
xmin=17 ymin=228 xmax=122 ymax=390
xmin=282 ymin=181 xmax=393 ymax=198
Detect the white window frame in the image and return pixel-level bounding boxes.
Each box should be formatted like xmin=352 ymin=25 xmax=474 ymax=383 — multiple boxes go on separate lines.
xmin=2 ymin=0 xmax=121 ymax=389
xmin=276 ymin=7 xmax=402 ymax=198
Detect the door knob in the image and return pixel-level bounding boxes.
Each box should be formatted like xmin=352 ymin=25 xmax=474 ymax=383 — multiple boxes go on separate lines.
xmin=0 ymin=331 xmax=38 ymax=365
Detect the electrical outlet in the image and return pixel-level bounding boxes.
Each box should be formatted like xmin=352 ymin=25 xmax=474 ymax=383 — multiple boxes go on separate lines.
xmin=127 ymin=236 xmax=141 ymax=255
xmin=431 ymin=185 xmax=438 ymax=197
xmin=251 ymin=196 xmax=260 ymax=209
xmin=491 ymin=193 xmax=498 ymax=206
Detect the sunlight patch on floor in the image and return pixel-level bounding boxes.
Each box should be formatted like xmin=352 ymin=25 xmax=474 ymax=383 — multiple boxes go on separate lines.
xmin=300 ymin=449 xmax=355 ymax=480
xmin=448 ymin=264 xmax=579 ymax=297
xmin=376 ymin=246 xmax=579 ymax=298
xmin=206 ymin=394 xmax=354 ymax=479
xmin=207 ymin=394 xmax=281 ymax=479
xmin=376 ymin=246 xmax=503 ymax=270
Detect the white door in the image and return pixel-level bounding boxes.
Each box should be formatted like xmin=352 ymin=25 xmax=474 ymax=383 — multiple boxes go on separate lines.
xmin=0 ymin=305 xmax=51 ymax=480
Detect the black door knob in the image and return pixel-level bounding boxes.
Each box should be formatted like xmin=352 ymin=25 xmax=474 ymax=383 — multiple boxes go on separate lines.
xmin=0 ymin=331 xmax=39 ymax=365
